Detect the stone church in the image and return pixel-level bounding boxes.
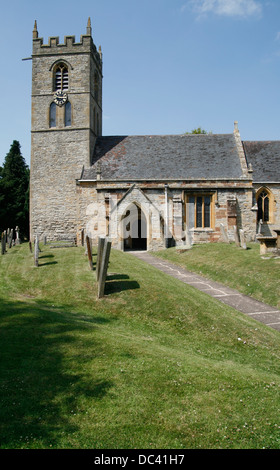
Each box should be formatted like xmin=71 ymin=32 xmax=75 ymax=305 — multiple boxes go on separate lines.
xmin=30 ymin=19 xmax=280 ymax=251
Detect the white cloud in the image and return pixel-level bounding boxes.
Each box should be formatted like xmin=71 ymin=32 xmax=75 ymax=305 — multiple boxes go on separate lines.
xmin=188 ymin=0 xmax=262 ymax=18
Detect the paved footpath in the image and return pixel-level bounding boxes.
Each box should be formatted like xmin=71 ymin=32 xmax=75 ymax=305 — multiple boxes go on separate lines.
xmin=130 ymin=251 xmax=280 ymax=332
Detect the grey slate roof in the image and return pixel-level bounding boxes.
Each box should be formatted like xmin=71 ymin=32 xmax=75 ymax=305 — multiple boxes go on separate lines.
xmin=243 ymin=141 xmax=280 ymax=182
xmin=81 ymin=134 xmax=244 ymax=181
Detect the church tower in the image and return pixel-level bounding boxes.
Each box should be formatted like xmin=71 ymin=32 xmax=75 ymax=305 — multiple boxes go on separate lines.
xmin=30 ymin=18 xmax=102 ymax=241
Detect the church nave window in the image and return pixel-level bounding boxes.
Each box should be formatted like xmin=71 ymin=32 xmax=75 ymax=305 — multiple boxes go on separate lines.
xmin=257 ymin=189 xmax=271 ymax=223
xmin=186 ymin=194 xmax=213 ymax=229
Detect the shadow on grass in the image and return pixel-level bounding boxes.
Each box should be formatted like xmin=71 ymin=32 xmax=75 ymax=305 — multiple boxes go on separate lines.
xmin=105 ymin=273 xmax=140 ymax=295
xmin=0 ymin=298 xmax=113 ymax=448
xmin=39 ymin=261 xmax=58 ymax=266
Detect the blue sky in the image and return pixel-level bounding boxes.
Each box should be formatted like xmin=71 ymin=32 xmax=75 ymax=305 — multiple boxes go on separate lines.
xmin=1 ymin=0 xmax=280 ymax=166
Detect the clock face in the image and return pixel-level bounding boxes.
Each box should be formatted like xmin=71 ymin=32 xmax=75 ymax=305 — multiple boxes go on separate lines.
xmin=53 ymin=91 xmax=68 ymax=107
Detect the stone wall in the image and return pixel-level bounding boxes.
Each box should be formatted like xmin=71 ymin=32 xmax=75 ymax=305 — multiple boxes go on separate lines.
xmin=76 ymin=180 xmax=256 ymax=251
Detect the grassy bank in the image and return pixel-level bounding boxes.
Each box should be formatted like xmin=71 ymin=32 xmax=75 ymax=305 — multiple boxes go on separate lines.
xmin=0 ymin=243 xmax=280 ymax=449
xmin=153 ymin=243 xmax=280 ymax=308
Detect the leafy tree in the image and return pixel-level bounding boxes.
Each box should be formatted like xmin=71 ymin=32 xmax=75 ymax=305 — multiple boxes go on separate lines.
xmin=0 ymin=141 xmax=29 ymax=238
xmin=185 ymin=127 xmax=208 ymax=134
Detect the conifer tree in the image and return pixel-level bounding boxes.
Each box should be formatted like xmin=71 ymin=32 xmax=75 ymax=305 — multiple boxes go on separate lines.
xmin=0 ymin=141 xmax=29 ymax=238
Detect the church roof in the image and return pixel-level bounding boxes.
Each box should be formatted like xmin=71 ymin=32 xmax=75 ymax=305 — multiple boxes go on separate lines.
xmin=243 ymin=141 xmax=280 ymax=182
xmin=81 ymin=134 xmax=245 ymax=181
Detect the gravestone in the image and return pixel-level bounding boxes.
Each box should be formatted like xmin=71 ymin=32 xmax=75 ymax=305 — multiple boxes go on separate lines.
xmin=86 ymin=235 xmax=93 ymax=270
xmin=9 ymin=229 xmax=14 ymax=248
xmin=233 ymin=225 xmax=240 ymax=247
xmin=98 ymin=238 xmax=112 ymax=298
xmin=3 ymin=231 xmax=7 ymax=252
xmin=184 ymin=229 xmax=192 ymax=249
xmin=96 ymin=237 xmax=105 ymax=281
xmin=239 ymin=229 xmax=247 ymax=250
xmin=1 ymin=232 xmax=5 ymax=255
xmin=274 ymin=229 xmax=280 ymax=250
xmin=7 ymin=229 xmax=11 ymax=248
xmin=220 ymin=223 xmax=229 ymax=243
xmin=15 ymin=226 xmax=21 ymax=245
xmin=34 ymin=236 xmax=39 ymax=267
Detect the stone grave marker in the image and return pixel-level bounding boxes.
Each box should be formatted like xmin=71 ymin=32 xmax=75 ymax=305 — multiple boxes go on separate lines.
xmin=98 ymin=238 xmax=112 ymax=299
xmin=96 ymin=237 xmax=105 ymax=281
xmin=15 ymin=226 xmax=21 ymax=245
xmin=239 ymin=229 xmax=247 ymax=250
xmin=34 ymin=236 xmax=39 ymax=267
xmin=220 ymin=223 xmax=229 ymax=243
xmin=184 ymin=229 xmax=192 ymax=249
xmin=233 ymin=225 xmax=240 ymax=247
xmin=9 ymin=229 xmax=14 ymax=248
xmin=1 ymin=232 xmax=5 ymax=255
xmin=86 ymin=235 xmax=93 ymax=270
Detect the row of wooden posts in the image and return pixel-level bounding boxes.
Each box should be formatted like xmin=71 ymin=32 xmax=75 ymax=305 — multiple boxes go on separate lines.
xmin=31 ymin=233 xmax=111 ymax=298
xmin=86 ymin=235 xmax=112 ymax=298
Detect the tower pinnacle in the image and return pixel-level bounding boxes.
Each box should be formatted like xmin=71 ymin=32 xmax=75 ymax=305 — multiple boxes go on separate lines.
xmin=33 ymin=20 xmax=38 ymax=39
xmin=86 ymin=17 xmax=92 ymax=36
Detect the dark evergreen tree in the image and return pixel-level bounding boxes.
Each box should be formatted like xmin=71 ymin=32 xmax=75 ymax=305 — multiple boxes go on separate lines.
xmin=0 ymin=141 xmax=30 ymax=238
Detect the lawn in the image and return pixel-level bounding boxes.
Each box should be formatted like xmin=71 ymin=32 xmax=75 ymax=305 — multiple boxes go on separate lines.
xmin=153 ymin=243 xmax=280 ymax=309
xmin=0 ymin=242 xmax=280 ymax=449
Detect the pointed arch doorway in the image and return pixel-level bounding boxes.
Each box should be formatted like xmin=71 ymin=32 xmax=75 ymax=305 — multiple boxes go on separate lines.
xmin=122 ymin=203 xmax=147 ymax=251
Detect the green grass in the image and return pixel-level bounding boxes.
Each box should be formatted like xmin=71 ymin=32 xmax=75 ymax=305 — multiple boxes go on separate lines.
xmin=153 ymin=243 xmax=280 ymax=309
xmin=0 ymin=243 xmax=280 ymax=449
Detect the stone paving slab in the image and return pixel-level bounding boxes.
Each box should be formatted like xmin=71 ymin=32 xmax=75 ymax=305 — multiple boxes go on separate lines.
xmin=130 ymin=251 xmax=280 ymax=332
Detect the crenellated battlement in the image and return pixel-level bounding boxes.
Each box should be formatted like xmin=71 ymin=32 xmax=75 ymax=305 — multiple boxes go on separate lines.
xmin=32 ymin=19 xmax=102 ymax=66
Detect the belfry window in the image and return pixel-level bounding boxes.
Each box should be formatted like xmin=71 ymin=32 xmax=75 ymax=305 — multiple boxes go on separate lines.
xmin=257 ymin=189 xmax=270 ymax=222
xmin=54 ymin=63 xmax=69 ymax=91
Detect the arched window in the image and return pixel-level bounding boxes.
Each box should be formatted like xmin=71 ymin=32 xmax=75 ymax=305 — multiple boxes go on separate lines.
xmin=50 ymin=102 xmax=56 ymax=128
xmin=54 ymin=63 xmax=68 ymax=91
xmin=257 ymin=189 xmax=270 ymax=222
xmin=65 ymin=101 xmax=71 ymax=127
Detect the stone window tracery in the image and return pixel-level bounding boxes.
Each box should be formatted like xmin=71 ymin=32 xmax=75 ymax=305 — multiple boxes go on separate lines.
xmin=54 ymin=63 xmax=69 ymax=91
xmin=257 ymin=189 xmax=270 ymax=223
